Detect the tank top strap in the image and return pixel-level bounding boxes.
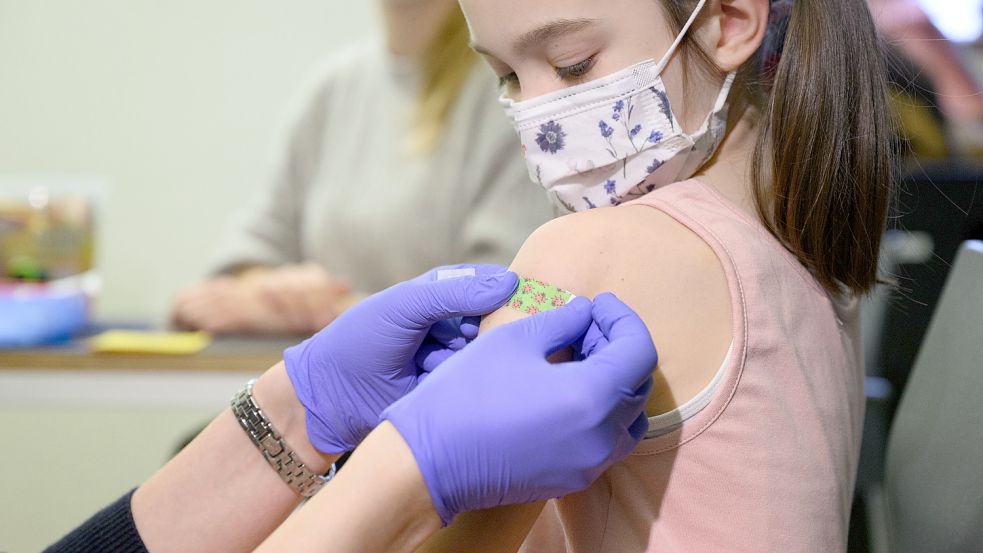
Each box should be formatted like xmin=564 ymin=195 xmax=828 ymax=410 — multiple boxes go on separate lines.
xmin=626 ymin=179 xmax=828 ymax=297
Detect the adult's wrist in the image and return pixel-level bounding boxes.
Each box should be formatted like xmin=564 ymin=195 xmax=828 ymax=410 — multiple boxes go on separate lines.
xmin=253 ymin=421 xmax=440 ymax=553
xmin=252 ymin=362 xmax=338 ymax=474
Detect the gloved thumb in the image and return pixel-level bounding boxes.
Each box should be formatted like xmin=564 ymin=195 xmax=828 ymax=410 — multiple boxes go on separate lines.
xmin=394 ymin=271 xmax=519 ymax=329
xmin=581 ymin=293 xmax=658 ymax=391
xmin=504 ymin=296 xmax=594 ymax=357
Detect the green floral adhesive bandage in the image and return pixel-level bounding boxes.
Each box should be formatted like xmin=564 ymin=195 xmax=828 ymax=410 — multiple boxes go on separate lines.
xmin=508 ymin=277 xmax=576 ymax=315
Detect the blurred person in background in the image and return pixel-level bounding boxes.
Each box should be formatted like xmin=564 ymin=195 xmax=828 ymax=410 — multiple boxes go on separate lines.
xmin=869 ymin=0 xmax=983 ymax=157
xmin=171 ymin=0 xmax=553 ymax=335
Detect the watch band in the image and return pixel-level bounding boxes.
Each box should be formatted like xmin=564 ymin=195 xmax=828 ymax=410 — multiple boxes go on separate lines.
xmin=231 ymin=379 xmax=336 ymax=498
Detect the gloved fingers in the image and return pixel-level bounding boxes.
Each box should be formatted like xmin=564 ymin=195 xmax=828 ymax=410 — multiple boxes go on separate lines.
xmin=501 ymin=296 xmax=593 ymax=356
xmin=627 ymin=410 xmax=650 ymax=442
xmin=415 ymin=339 xmax=457 ymax=373
xmin=606 ymin=376 xmax=652 ymax=431
xmin=633 ymin=374 xmax=654 ymax=400
xmin=600 ymin=386 xmax=652 ymax=464
xmin=582 ymin=293 xmax=659 ymax=391
xmin=574 ymin=321 xmax=607 ymax=360
xmin=591 ymin=293 xmax=654 ymax=349
xmin=393 ymin=271 xmax=519 ymax=329
xmin=608 ymin=411 xmax=649 ymax=464
xmin=428 ymin=319 xmax=469 ymax=350
xmin=459 ymin=315 xmax=482 ymax=341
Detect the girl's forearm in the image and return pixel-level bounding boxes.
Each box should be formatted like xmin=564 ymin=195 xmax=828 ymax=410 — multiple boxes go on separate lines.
xmin=131 ymin=363 xmax=338 ymax=553
xmin=257 ymin=422 xmax=441 ymax=553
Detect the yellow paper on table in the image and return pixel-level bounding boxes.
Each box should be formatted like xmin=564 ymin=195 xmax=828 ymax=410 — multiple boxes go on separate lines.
xmin=90 ymin=331 xmax=212 ymax=355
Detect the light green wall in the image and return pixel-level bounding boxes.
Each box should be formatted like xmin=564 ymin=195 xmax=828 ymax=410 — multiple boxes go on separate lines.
xmin=0 ymin=0 xmax=376 ymax=320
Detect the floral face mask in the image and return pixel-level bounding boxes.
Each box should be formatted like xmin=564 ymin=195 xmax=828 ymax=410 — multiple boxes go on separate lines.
xmin=499 ymin=0 xmax=736 ymax=213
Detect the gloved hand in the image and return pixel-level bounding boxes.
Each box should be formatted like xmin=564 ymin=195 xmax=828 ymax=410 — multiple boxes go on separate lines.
xmin=382 ymin=293 xmax=658 ymax=525
xmin=285 ymin=265 xmax=518 ymax=454
xmin=414 ymin=315 xmax=482 ymax=373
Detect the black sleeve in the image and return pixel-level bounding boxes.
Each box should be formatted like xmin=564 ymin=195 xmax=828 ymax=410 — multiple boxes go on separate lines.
xmin=44 ymin=489 xmax=149 ymax=553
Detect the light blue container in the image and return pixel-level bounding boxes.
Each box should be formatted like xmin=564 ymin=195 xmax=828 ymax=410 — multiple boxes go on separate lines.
xmin=0 ymin=291 xmax=88 ymax=348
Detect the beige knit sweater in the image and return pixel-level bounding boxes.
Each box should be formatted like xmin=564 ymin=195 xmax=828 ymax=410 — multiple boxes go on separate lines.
xmin=211 ymin=38 xmax=554 ymax=292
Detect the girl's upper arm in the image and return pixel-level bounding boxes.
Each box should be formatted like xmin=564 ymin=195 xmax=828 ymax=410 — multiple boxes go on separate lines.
xmin=412 ymin=218 xmax=590 ymax=553
xmin=415 ymin=203 xmax=732 ymax=553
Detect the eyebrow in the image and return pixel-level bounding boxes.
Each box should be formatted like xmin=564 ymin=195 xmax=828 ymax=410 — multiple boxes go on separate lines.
xmin=470 ymin=18 xmax=597 ymax=57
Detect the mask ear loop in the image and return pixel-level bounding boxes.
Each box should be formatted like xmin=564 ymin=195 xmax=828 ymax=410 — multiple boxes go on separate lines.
xmin=651 ymin=0 xmax=731 ymax=143
xmin=692 ymin=71 xmax=738 ymax=141
xmin=653 ymin=0 xmax=709 ymax=75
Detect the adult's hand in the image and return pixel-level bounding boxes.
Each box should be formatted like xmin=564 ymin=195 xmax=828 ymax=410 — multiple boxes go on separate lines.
xmin=382 ymin=293 xmax=658 ymax=525
xmin=171 ymin=264 xmax=352 ymax=335
xmin=171 ymin=276 xmax=262 ymax=333
xmin=414 ymin=314 xmax=483 ymax=373
xmin=285 ymin=265 xmax=518 ymax=454
xmin=246 ymin=263 xmax=352 ymax=333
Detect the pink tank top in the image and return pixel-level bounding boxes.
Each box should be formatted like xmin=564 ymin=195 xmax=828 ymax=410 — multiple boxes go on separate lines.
xmin=520 ymin=179 xmax=864 ymax=552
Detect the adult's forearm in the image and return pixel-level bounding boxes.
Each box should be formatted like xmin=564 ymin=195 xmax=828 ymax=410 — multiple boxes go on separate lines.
xmin=131 ymin=363 xmax=338 ymax=553
xmin=257 ymin=422 xmax=441 ymax=553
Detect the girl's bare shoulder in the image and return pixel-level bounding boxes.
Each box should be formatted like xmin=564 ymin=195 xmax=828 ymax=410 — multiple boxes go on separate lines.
xmin=509 ymin=204 xmax=725 ymax=298
xmin=492 ymin=204 xmax=733 ymax=415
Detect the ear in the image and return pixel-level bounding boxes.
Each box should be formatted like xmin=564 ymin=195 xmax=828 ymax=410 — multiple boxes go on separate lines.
xmin=709 ymin=0 xmax=770 ymax=72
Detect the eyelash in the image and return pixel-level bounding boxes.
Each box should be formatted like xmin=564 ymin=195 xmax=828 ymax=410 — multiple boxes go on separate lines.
xmin=498 ymin=56 xmax=597 ymax=90
xmin=555 ymin=56 xmax=596 ymax=80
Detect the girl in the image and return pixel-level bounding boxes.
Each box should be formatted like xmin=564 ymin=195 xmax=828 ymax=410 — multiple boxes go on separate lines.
xmin=417 ymin=0 xmax=891 ymax=551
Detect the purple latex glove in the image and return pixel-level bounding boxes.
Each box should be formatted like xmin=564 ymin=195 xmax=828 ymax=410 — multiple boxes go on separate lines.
xmin=413 ymin=315 xmax=482 ymax=373
xmin=382 ymin=293 xmax=658 ymax=525
xmin=285 ymin=265 xmax=518 ymax=454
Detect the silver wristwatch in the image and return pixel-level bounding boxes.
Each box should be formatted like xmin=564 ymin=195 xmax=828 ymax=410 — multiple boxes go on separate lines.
xmin=230 ymin=379 xmax=336 ymax=498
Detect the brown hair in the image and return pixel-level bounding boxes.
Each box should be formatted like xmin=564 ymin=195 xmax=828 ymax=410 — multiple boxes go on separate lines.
xmin=406 ymin=6 xmax=478 ymax=153
xmin=663 ymin=0 xmax=892 ymax=296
